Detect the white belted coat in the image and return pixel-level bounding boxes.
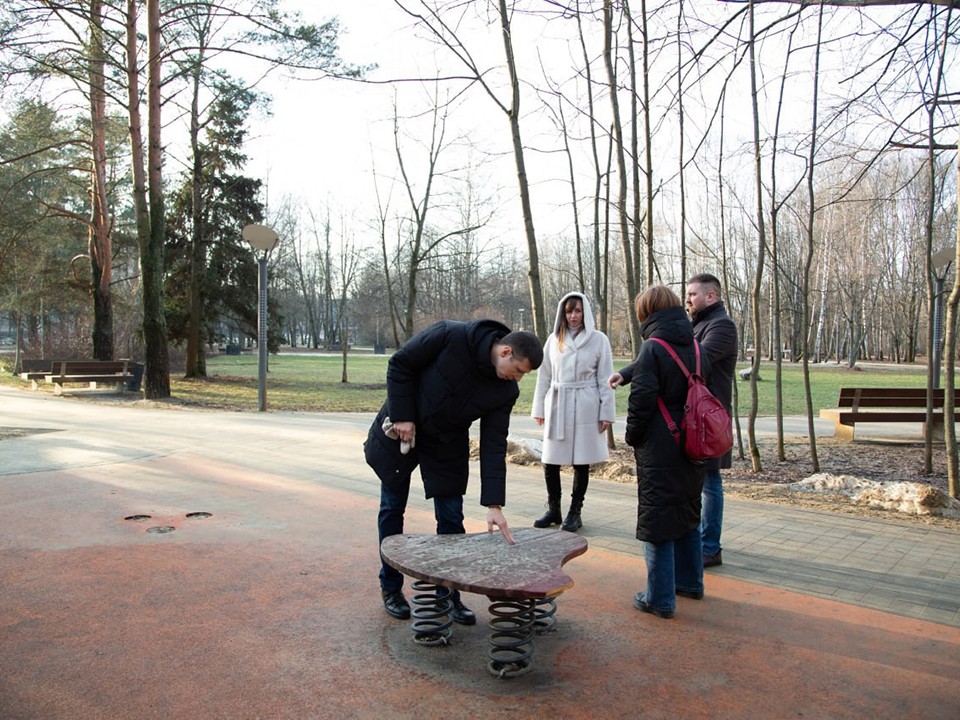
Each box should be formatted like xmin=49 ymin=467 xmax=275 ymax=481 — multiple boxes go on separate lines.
xmin=531 ymin=292 xmax=616 ymax=466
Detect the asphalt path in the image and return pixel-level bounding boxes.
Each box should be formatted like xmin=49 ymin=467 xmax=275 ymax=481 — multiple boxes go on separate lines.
xmin=3 ymin=386 xmax=960 ymax=718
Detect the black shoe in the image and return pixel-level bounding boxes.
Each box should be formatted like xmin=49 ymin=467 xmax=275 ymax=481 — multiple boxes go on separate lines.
xmin=633 ymin=592 xmax=674 ymax=619
xmin=533 ymin=503 xmax=562 ymax=528
xmin=561 ymin=505 xmax=582 ymax=532
xmin=450 ymin=596 xmax=476 ymax=625
xmin=703 ymin=550 xmax=723 ymax=568
xmin=382 ymin=590 xmax=410 ymax=620
xmin=676 ymin=589 xmax=704 ymax=600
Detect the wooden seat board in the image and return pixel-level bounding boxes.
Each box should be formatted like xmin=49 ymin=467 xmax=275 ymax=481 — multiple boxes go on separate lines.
xmin=380 ymin=527 xmax=588 ymax=600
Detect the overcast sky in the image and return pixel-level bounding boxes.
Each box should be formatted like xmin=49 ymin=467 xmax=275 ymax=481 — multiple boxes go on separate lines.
xmin=244 ymin=1 xmax=583 ymax=246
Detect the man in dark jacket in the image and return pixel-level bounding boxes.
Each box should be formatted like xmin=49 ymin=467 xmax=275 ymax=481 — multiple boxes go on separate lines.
xmin=364 ymin=320 xmax=543 ymax=623
xmin=684 ymin=273 xmax=737 ymax=568
xmin=608 ymin=273 xmax=737 ymax=568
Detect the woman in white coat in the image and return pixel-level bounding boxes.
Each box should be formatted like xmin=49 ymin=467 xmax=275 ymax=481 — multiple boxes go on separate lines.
xmin=531 ymin=292 xmax=616 ymax=531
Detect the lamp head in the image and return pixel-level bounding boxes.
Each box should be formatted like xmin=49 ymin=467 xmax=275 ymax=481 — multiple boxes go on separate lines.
xmin=242 ymin=224 xmax=279 ymax=252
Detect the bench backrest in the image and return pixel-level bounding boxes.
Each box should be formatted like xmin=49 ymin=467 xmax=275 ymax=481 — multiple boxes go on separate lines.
xmin=50 ymin=360 xmax=131 ymax=377
xmin=836 ymin=387 xmax=960 ymax=409
xmin=19 ymin=359 xmax=54 ymax=373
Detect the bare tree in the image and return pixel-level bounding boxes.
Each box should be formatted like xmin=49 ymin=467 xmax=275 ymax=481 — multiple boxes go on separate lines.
xmin=799 ymin=3 xmax=827 ymax=473
xmin=393 ymin=0 xmax=548 ymax=339
xmin=127 ymin=0 xmax=171 ymax=398
xmin=944 ymin=140 xmax=959 ymax=499
xmin=574 ymin=2 xmax=611 ymax=331
xmin=334 ymin=219 xmax=364 ymax=382
xmin=746 ymin=0 xmax=767 ymax=473
xmin=392 ymin=90 xmax=483 ymax=338
xmin=603 ymin=0 xmax=641 ymax=350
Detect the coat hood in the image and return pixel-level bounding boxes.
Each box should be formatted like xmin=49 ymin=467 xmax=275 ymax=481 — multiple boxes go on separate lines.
xmin=639 ymin=305 xmax=694 ymax=346
xmin=552 ymin=291 xmax=598 ymax=338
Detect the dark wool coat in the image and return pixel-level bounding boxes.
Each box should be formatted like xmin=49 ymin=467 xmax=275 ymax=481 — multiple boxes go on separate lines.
xmin=691 ymin=301 xmax=738 ymax=470
xmin=625 ymin=306 xmax=711 ymax=544
xmin=363 ymin=319 xmax=518 ymax=506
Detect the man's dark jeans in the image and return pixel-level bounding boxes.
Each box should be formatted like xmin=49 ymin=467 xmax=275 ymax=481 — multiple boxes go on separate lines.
xmin=378 ymin=479 xmax=465 ymax=593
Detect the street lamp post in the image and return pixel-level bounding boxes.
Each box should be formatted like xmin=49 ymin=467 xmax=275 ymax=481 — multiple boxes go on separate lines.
xmin=242 ymin=224 xmax=279 ymax=411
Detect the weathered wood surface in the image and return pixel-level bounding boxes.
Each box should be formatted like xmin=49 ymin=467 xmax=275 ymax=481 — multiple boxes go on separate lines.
xmin=834 ymin=387 xmax=960 ymax=409
xmin=820 ymin=386 xmax=960 ymax=441
xmin=380 ymin=527 xmax=588 ymax=600
xmin=45 ymin=360 xmax=133 ymax=395
xmin=18 ymin=359 xmax=57 ymax=389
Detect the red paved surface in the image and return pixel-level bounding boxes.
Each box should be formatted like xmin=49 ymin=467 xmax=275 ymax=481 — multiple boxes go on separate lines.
xmin=3 ymin=453 xmax=959 ymax=719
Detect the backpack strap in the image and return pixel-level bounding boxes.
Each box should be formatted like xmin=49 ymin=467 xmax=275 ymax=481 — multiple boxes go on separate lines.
xmin=657 ymin=396 xmax=681 ymax=445
xmin=647 ymin=337 xmax=700 ymax=378
xmin=647 ymin=337 xmax=701 ymax=446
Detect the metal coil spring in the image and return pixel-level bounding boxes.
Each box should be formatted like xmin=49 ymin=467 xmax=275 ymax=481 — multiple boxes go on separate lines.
xmin=533 ymin=597 xmax=558 ymax=634
xmin=487 ymin=598 xmax=535 ymax=678
xmin=410 ymin=580 xmax=453 ymax=646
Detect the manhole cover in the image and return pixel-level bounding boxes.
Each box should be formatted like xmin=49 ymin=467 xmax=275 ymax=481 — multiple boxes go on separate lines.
xmin=146 ymin=526 xmax=176 ymax=534
xmin=186 ymin=512 xmax=212 ymax=519
xmin=124 ymin=515 xmax=152 ymax=522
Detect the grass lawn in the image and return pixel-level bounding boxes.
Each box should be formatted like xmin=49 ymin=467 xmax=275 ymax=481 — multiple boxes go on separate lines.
xmin=1 ymin=350 xmax=934 ymax=416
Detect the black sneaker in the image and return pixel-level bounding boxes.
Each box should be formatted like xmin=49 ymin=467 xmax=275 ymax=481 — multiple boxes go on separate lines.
xmin=382 ymin=589 xmax=410 ymax=620
xmin=703 ymin=550 xmax=723 ymax=568
xmin=633 ymin=592 xmax=674 ymax=619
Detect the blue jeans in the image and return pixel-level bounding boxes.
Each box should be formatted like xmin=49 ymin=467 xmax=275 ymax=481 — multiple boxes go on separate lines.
xmin=700 ymin=469 xmax=723 ymax=557
xmin=642 ymin=527 xmax=703 ymax=613
xmin=378 ymin=479 xmax=465 ymax=593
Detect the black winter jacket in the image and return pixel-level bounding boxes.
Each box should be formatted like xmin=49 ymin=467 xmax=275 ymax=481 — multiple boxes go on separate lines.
xmin=691 ymin=301 xmax=738 ymax=470
xmin=363 ymin=319 xmax=518 ymax=506
xmin=625 ymin=306 xmax=711 ymax=544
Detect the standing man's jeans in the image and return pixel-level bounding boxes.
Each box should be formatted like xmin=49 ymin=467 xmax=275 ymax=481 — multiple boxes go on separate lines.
xmin=378 ymin=480 xmax=465 ymax=593
xmin=700 ymin=469 xmax=723 ymax=557
xmin=642 ymin=527 xmax=703 ymax=613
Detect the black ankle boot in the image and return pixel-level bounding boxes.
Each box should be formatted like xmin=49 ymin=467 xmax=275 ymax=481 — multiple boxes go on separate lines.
xmin=533 ymin=499 xmax=562 ymax=528
xmin=561 ymin=500 xmax=583 ymax=532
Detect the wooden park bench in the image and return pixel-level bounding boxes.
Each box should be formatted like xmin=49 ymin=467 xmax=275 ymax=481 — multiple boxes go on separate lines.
xmin=380 ymin=527 xmax=587 ymax=678
xmin=45 ymin=359 xmax=135 ymax=396
xmin=17 ymin=359 xmax=57 ymax=390
xmin=819 ymin=387 xmax=960 ymax=442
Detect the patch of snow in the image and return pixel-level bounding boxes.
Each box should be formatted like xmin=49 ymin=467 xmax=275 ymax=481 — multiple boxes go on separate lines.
xmin=789 ymin=473 xmax=960 ymax=519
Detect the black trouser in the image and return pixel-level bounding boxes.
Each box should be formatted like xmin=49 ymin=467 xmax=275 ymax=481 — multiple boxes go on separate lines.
xmin=543 ymin=463 xmax=589 ymax=503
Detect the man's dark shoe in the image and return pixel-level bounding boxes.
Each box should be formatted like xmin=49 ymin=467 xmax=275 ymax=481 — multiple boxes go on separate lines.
xmin=633 ymin=592 xmax=674 ymax=619
xmin=703 ymin=550 xmax=723 ymax=568
xmin=450 ymin=596 xmax=477 ymax=625
xmin=382 ymin=590 xmax=410 ymax=620
xmin=676 ymin=589 xmax=704 ymax=600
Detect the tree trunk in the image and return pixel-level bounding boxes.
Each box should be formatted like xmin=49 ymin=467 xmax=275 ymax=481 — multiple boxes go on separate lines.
xmin=340 ymin=304 xmax=349 ymax=383
xmin=801 ymin=4 xmax=825 ymax=473
xmin=638 ymin=0 xmax=654 ymax=287
xmin=603 ymin=0 xmax=640 ymax=352
xmin=186 ymin=61 xmax=206 ymax=378
xmin=88 ymin=0 xmax=113 ymax=361
xmin=676 ymin=0 xmax=687 ymax=286
xmin=945 ymin=137 xmax=959 ymax=499
xmin=747 ymin=1 xmax=765 ymax=473
xmin=575 ymin=9 xmax=606 ymax=329
xmin=497 ymin=0 xmax=546 ymax=341
xmin=144 ymin=0 xmax=170 ymax=398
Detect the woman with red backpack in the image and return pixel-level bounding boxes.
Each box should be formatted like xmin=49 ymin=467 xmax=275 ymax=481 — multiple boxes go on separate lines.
xmin=624 ymin=285 xmax=713 ymax=619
